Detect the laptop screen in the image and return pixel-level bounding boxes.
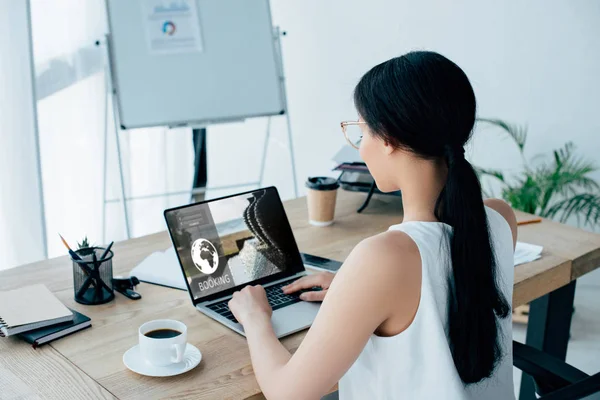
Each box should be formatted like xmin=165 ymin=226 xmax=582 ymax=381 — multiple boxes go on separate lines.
xmin=164 ymin=187 xmax=304 ymax=302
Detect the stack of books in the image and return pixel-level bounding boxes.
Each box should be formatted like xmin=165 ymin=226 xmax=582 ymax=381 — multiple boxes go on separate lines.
xmin=0 ymin=284 xmax=91 ymax=348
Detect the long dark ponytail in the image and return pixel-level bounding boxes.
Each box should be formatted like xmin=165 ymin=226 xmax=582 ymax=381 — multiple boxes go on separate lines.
xmin=354 ymin=51 xmax=510 ymax=384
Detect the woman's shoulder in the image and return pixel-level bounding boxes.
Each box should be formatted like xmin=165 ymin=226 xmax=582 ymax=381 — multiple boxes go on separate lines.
xmin=363 ymin=229 xmax=420 ymax=254
xmin=484 ymin=198 xmax=517 ymax=247
xmin=484 ymin=198 xmax=515 ymax=221
xmin=341 ymin=230 xmax=421 ymax=283
xmin=333 ymin=230 xmax=422 ymax=335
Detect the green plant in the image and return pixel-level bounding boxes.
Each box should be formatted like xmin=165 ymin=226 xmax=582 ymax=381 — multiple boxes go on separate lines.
xmin=476 ymin=118 xmax=600 ymax=228
xmin=77 ymin=236 xmax=95 ymax=256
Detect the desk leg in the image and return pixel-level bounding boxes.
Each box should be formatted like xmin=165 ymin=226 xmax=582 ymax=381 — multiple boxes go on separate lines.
xmin=518 ymin=281 xmax=576 ymax=400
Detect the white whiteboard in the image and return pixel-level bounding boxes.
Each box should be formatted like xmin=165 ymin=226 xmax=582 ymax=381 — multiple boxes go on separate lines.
xmin=105 ymin=0 xmax=285 ymax=129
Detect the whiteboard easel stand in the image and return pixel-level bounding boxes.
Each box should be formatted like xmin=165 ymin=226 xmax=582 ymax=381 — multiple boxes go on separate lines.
xmin=100 ymin=28 xmax=298 ymax=242
xmin=275 ymin=28 xmax=299 ymax=200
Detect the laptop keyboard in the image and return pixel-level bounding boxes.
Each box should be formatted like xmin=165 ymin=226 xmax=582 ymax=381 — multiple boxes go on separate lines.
xmin=206 ymin=281 xmax=302 ymax=324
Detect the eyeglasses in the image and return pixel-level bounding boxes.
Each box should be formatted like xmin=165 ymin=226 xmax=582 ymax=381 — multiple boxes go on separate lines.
xmin=340 ymin=120 xmax=367 ymax=150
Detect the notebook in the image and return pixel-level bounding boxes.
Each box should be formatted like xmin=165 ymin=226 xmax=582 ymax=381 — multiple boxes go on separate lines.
xmin=0 ymin=284 xmax=74 ymax=337
xmin=19 ymin=308 xmax=91 ymax=348
xmin=130 ymin=247 xmax=187 ymax=290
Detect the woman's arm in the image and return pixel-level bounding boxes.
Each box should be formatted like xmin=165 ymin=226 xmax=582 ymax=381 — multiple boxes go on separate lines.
xmin=229 ymin=232 xmax=421 ymax=400
xmin=484 ymin=198 xmax=518 ymax=248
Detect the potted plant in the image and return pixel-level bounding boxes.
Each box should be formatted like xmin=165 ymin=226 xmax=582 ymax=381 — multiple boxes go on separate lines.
xmin=475 ymin=119 xmax=600 ymax=323
xmin=476 ymin=118 xmax=600 ymax=228
xmin=76 ymin=236 xmax=96 ymax=257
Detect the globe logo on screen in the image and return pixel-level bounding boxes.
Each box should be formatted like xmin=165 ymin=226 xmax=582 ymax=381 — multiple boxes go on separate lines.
xmin=191 ymin=239 xmax=219 ymax=275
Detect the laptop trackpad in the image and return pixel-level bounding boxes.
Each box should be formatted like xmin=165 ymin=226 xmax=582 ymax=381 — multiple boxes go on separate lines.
xmin=271 ymin=301 xmax=320 ymax=338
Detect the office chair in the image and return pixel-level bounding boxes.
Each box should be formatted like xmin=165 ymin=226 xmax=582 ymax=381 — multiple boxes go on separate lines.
xmin=514 ymin=340 xmax=600 ymax=399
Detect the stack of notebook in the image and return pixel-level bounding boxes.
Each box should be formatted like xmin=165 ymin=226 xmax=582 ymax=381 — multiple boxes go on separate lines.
xmin=0 ymin=284 xmax=91 ymax=347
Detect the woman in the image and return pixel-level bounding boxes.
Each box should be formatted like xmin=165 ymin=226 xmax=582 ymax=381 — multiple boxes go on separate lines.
xmin=229 ymin=51 xmax=517 ymax=399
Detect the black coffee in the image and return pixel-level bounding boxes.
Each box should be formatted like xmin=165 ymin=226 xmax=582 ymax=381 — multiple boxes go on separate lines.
xmin=145 ymin=328 xmax=182 ymax=339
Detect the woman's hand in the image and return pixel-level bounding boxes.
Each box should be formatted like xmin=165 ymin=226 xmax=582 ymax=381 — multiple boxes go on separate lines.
xmin=228 ymin=285 xmax=273 ymax=326
xmin=281 ymin=272 xmax=335 ymax=302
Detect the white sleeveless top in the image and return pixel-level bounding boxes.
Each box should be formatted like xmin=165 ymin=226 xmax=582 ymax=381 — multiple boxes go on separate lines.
xmin=339 ymin=207 xmax=515 ymax=400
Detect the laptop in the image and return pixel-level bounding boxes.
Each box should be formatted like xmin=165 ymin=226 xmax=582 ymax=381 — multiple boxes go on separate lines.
xmin=164 ymin=186 xmax=320 ymax=338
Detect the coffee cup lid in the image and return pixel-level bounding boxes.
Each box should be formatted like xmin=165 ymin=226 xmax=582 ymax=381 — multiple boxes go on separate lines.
xmin=306 ymin=177 xmax=340 ymax=191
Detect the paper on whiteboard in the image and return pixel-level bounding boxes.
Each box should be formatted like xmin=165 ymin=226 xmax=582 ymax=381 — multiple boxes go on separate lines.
xmin=142 ymin=0 xmax=203 ymax=55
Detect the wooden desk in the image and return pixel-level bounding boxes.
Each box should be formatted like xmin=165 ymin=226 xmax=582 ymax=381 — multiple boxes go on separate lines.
xmin=1 ymin=190 xmax=599 ymax=400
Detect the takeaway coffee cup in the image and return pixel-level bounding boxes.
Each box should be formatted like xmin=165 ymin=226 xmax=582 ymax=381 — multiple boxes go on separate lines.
xmin=306 ymin=177 xmax=340 ymax=227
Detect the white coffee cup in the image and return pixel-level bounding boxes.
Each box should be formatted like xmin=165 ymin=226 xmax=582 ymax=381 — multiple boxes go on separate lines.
xmin=139 ymin=319 xmax=188 ymax=367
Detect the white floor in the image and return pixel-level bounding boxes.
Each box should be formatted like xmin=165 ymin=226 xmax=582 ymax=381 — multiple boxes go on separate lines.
xmin=512 ymin=267 xmax=600 ymax=399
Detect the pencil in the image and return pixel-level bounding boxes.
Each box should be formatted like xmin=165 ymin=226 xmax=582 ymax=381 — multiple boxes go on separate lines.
xmin=517 ymin=218 xmax=542 ymax=226
xmin=60 ymin=234 xmax=98 ymax=293
xmin=58 ymin=234 xmax=82 ymax=260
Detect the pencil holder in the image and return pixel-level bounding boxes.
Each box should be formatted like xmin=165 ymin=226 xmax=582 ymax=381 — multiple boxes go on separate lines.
xmin=72 ymin=247 xmax=115 ymax=305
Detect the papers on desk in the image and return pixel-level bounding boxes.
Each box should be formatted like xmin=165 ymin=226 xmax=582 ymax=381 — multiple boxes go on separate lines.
xmin=130 ymin=247 xmax=187 ymax=290
xmin=514 ymin=241 xmax=543 ymax=266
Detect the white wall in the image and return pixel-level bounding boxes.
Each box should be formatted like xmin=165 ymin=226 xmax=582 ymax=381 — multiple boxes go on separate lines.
xmin=37 ymin=0 xmax=600 ymax=253
xmin=6 ymin=0 xmax=599 ymax=268
xmin=28 ymin=0 xmax=197 ymax=258
xmin=0 ymin=0 xmax=47 ymax=270
xmin=225 ymin=0 xmax=600 ymax=209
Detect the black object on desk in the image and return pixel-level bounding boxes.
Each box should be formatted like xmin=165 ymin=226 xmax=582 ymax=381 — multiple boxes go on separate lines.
xmin=334 ymin=163 xmax=401 ymax=213
xmin=72 ymin=247 xmax=115 ymax=305
xmin=301 ymin=253 xmax=343 ymax=273
xmin=113 ymin=276 xmax=142 ymax=300
xmin=19 ymin=308 xmax=91 ymax=348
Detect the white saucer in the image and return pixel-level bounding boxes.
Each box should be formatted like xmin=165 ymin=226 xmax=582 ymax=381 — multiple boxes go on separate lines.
xmin=123 ymin=343 xmax=202 ymax=377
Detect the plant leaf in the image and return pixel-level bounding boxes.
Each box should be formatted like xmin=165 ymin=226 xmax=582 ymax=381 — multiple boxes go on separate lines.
xmin=475 ymin=121 xmax=600 ymax=228
xmin=545 ymin=194 xmax=600 ymax=227
xmin=474 ymin=166 xmax=505 ymax=182
xmin=553 ymin=144 xmax=599 ymax=196
xmin=501 ymin=174 xmax=541 ymax=215
xmin=537 ymin=143 xmax=599 ymax=216
xmin=477 ymin=118 xmax=528 ymax=154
